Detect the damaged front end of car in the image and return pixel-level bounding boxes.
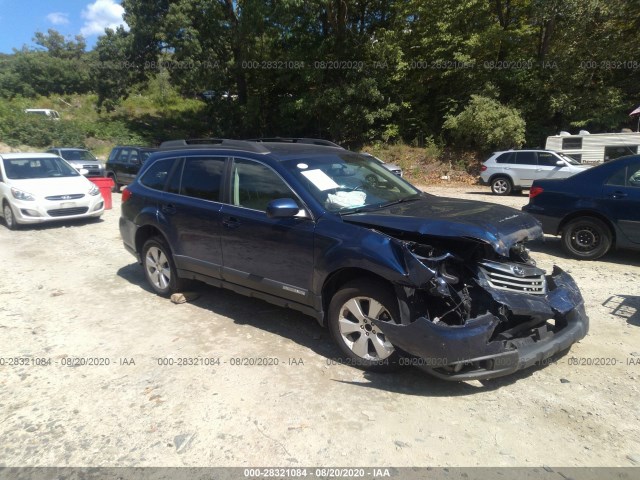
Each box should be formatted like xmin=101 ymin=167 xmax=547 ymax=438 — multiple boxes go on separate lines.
xmin=371 ymin=232 xmax=589 ymax=381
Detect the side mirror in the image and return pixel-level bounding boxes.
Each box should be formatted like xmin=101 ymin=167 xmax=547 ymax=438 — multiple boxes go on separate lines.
xmin=266 ymin=198 xmax=301 ymax=218
xmin=555 ymin=160 xmax=565 ymax=167
xmin=79 ymin=168 xmax=89 ymax=175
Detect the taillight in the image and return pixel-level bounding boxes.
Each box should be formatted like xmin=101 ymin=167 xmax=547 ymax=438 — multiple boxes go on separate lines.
xmin=529 ymin=186 xmax=544 ymax=199
xmin=480 ymin=165 xmax=487 ymax=171
xmin=121 ymin=188 xmax=132 ymax=203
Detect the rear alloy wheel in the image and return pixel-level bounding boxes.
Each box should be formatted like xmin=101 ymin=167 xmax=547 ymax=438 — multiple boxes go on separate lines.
xmin=142 ymin=237 xmax=186 ymax=296
xmin=561 ymin=217 xmax=612 ymax=260
xmin=328 ymin=279 xmax=402 ymax=372
xmin=3 ymin=202 xmax=19 ymax=230
xmin=491 ymin=176 xmax=512 ymax=195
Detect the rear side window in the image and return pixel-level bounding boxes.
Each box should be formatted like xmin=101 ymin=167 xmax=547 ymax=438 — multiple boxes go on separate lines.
xmin=140 ymin=158 xmax=174 ymax=191
xmin=180 ymin=157 xmax=225 ymax=201
xmin=515 ymin=152 xmax=538 ymax=165
xmin=496 ymin=152 xmax=515 ymax=164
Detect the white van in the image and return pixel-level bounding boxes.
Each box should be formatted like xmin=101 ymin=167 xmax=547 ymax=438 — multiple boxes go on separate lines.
xmin=24 ymin=109 xmax=61 ymax=120
xmin=545 ymin=131 xmax=640 ymax=164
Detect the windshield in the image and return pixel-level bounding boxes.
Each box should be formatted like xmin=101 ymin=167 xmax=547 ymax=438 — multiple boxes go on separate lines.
xmin=559 ymin=153 xmax=581 ymax=165
xmin=60 ymin=150 xmax=97 ymax=161
xmin=3 ymin=157 xmax=80 ymax=179
xmin=282 ymin=153 xmax=419 ymax=213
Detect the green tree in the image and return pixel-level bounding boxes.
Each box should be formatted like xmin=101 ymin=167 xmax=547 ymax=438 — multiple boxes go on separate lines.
xmin=91 ymin=27 xmax=138 ymax=112
xmin=443 ymin=95 xmax=526 ymax=152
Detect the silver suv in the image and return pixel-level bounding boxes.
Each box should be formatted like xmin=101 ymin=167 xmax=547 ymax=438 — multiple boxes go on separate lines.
xmin=480 ymin=149 xmax=589 ymax=195
xmin=46 ymin=148 xmax=105 ymax=177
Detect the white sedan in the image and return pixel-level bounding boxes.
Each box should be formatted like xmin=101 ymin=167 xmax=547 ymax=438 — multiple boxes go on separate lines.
xmin=0 ymin=153 xmax=104 ymax=230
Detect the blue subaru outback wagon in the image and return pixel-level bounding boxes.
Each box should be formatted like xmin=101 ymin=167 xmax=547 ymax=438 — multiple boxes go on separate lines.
xmin=120 ymin=139 xmax=588 ymax=381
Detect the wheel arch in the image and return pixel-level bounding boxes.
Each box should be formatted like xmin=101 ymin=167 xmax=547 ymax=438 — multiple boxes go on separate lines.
xmin=321 ymin=268 xmax=396 ymax=326
xmin=488 ymin=173 xmax=513 ymax=184
xmin=135 ymin=224 xmax=169 ymax=256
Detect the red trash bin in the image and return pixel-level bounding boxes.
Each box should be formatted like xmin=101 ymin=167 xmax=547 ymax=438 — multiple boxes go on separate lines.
xmin=89 ymin=177 xmax=115 ymax=210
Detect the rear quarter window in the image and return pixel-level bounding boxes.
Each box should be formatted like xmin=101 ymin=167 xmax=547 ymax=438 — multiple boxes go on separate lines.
xmin=496 ymin=152 xmax=515 ymax=164
xmin=140 ymin=158 xmax=174 ymax=190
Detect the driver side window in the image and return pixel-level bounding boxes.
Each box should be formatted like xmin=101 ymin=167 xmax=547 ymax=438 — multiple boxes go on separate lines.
xmin=231 ymin=158 xmax=295 ymax=211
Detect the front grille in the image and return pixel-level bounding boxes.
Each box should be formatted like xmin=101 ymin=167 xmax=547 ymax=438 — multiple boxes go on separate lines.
xmin=478 ymin=260 xmax=546 ymax=295
xmin=45 ymin=194 xmax=85 ymax=201
xmin=47 ymin=207 xmax=89 ymax=217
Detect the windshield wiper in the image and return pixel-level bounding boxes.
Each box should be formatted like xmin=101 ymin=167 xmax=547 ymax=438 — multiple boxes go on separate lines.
xmin=339 ymin=193 xmax=422 ymax=215
xmin=376 ymin=193 xmax=423 ymax=209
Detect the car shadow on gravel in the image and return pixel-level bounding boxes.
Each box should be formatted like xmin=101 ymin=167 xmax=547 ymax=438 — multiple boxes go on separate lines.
xmin=602 ymin=295 xmax=640 ymax=326
xmin=334 ymin=348 xmax=573 ymax=396
xmin=117 ymin=262 xmax=567 ymax=396
xmin=2 ymin=217 xmax=104 ymax=231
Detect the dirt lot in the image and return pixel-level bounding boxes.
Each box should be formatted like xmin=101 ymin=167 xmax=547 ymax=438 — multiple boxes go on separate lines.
xmin=1 ymin=184 xmax=639 ymax=468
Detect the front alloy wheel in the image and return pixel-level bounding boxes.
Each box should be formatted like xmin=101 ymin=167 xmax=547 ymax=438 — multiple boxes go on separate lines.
xmin=3 ymin=202 xmax=18 ymax=230
xmin=328 ymin=279 xmax=402 ymax=371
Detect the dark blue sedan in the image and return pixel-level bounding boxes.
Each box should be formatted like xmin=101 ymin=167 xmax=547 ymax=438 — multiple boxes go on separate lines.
xmin=523 ymin=155 xmax=640 ymax=260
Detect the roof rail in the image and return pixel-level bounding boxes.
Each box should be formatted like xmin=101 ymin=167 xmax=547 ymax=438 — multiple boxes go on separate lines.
xmin=248 ymin=137 xmax=343 ymax=148
xmin=160 ymin=138 xmax=270 ymax=153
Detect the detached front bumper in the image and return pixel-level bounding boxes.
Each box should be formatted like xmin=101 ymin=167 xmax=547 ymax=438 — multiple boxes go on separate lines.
xmin=374 ymin=267 xmax=588 ymax=381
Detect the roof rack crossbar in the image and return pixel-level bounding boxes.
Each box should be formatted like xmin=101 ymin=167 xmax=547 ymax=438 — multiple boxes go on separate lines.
xmin=160 ymin=138 xmax=270 ymax=153
xmin=247 ymin=137 xmax=343 ymax=148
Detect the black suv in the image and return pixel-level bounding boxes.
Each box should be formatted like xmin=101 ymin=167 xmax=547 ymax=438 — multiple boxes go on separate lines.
xmin=119 ymin=139 xmax=588 ymax=381
xmin=106 ymin=146 xmax=158 ymax=192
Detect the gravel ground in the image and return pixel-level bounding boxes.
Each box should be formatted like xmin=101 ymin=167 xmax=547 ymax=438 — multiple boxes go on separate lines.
xmin=0 ymin=184 xmax=639 ymax=468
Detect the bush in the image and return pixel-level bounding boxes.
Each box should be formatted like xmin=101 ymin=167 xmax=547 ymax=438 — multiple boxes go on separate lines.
xmin=443 ymin=95 xmax=526 ymax=153
xmin=0 ymin=114 xmax=86 ymax=148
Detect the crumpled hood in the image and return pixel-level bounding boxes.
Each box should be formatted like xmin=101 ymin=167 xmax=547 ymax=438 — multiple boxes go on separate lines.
xmin=342 ymin=195 xmax=543 ymax=256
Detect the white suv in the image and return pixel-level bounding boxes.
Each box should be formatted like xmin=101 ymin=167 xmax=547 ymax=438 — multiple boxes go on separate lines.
xmin=479 ymin=149 xmax=589 ymax=195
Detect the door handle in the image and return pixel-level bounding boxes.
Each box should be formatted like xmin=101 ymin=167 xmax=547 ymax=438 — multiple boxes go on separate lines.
xmin=161 ymin=203 xmax=176 ymax=214
xmin=610 ymin=191 xmax=627 ymax=199
xmin=223 ymin=216 xmax=241 ymax=229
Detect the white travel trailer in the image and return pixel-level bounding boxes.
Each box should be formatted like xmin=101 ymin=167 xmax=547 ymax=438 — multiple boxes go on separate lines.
xmin=545 ymin=131 xmax=640 ymax=164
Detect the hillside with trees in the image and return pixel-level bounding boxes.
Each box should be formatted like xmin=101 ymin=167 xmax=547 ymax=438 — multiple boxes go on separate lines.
xmin=1 ymin=0 xmax=639 ymax=165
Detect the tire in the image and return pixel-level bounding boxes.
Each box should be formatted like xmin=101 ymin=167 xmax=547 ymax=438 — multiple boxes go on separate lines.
xmin=561 ymin=216 xmax=612 ymax=260
xmin=328 ymin=279 xmax=402 ymax=372
xmin=490 ymin=176 xmax=512 ymax=195
xmin=109 ymin=174 xmax=120 ymax=193
xmin=141 ymin=237 xmax=186 ymax=296
xmin=2 ymin=201 xmax=19 ymax=230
